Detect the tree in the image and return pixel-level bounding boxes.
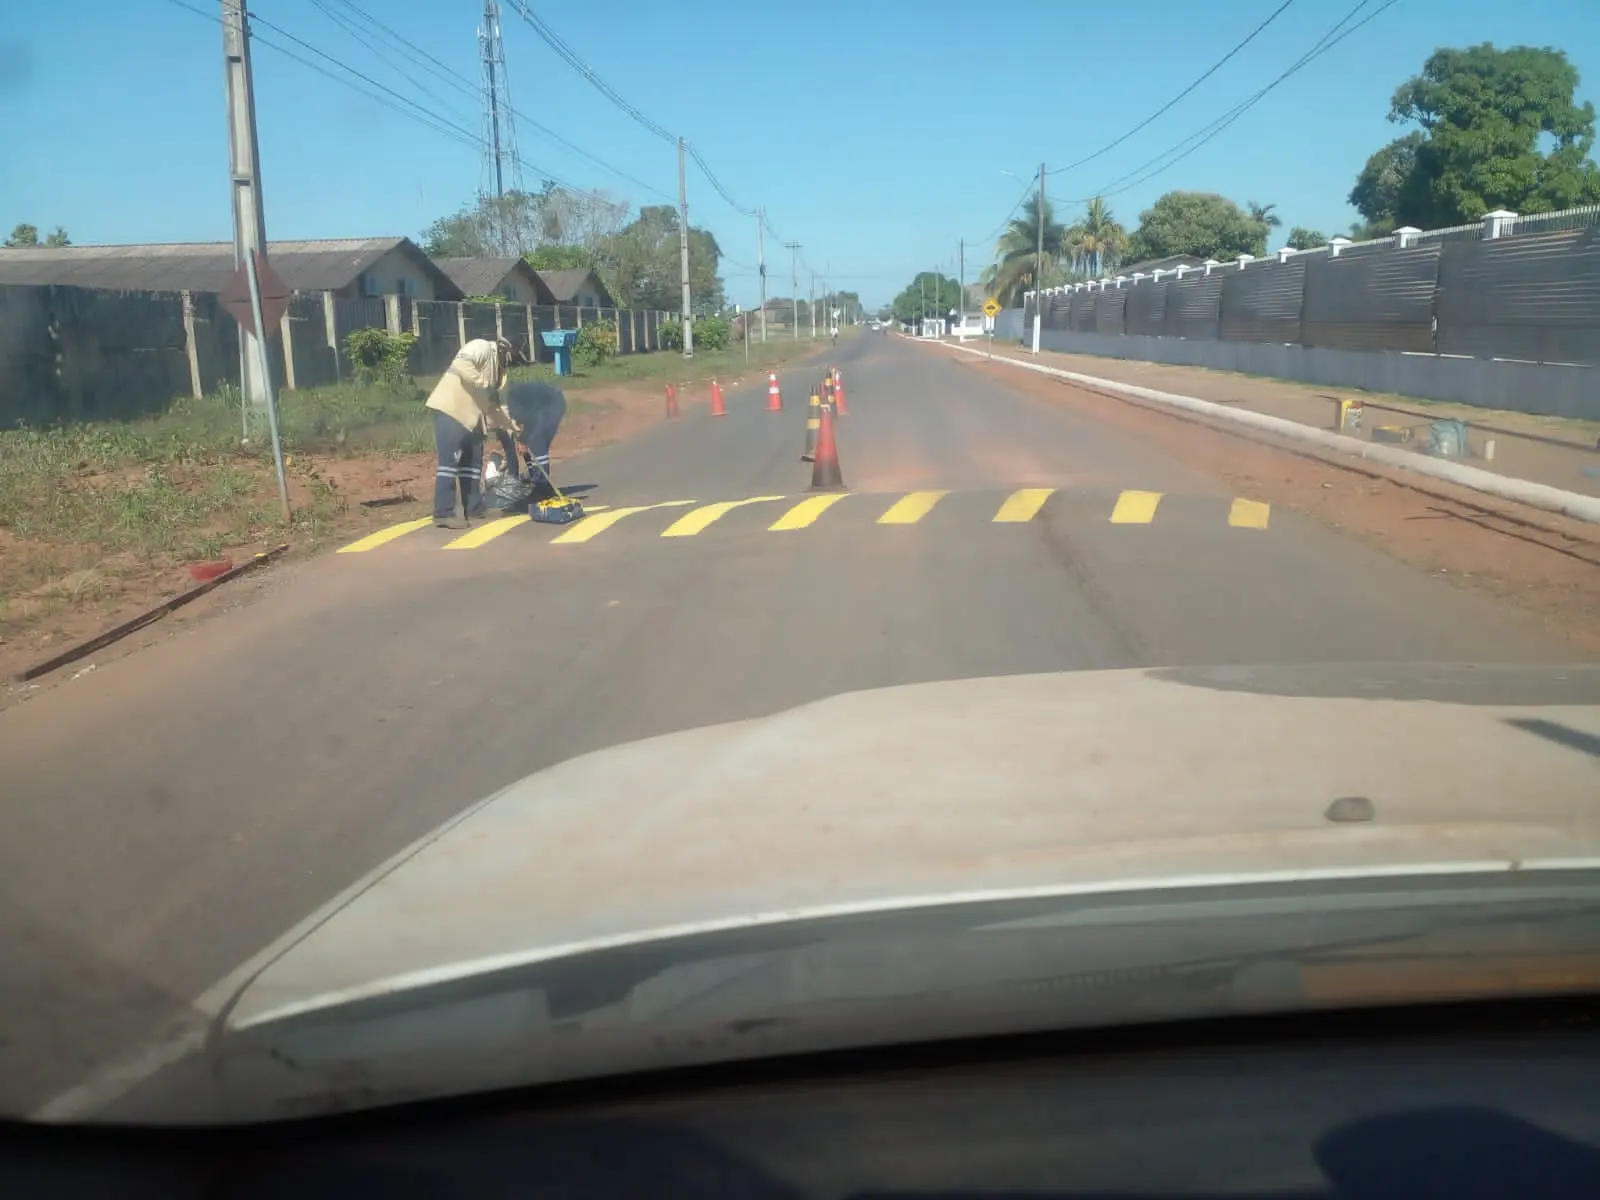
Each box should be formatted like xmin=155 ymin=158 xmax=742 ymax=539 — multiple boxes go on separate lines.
xmin=524 ymin=244 xmax=592 ymax=270
xmin=420 ymin=183 xmax=628 ymax=259
xmin=1363 ymin=44 xmax=1600 ymax=227
xmin=1246 ymin=200 xmax=1281 ymax=250
xmin=988 ymin=191 xmax=1067 ymax=305
xmin=1348 ymin=131 xmax=1423 ymax=234
xmin=1062 ymin=195 xmax=1127 ymax=278
xmin=5 ymin=222 xmax=69 ymax=248
xmin=1124 ymin=191 xmax=1265 ymax=262
xmin=590 ymin=205 xmax=724 ymax=313
xmin=1286 ymin=226 xmax=1327 ymax=250
xmin=890 ymin=272 xmax=961 ymax=323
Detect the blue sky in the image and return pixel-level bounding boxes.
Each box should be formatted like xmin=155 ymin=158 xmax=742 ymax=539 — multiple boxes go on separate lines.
xmin=2 ymin=0 xmax=1597 ymax=306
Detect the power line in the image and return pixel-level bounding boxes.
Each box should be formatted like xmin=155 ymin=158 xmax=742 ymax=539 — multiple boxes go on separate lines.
xmin=159 ymin=0 xmax=667 ymax=204
xmin=974 ymin=176 xmax=1041 ymax=250
xmin=504 ymin=0 xmax=675 ymax=144
xmin=686 ymin=143 xmax=756 ymax=217
xmin=159 ymin=0 xmax=491 ymax=150
xmin=504 ymin=3 xmax=800 ymax=239
xmin=326 ymin=0 xmax=476 ymax=99
xmin=318 ymin=0 xmax=674 ymax=201
xmin=1046 ymin=0 xmax=1298 ymax=177
xmin=1062 ymin=0 xmax=1399 ymax=204
xmin=308 ymin=0 xmax=473 ymax=126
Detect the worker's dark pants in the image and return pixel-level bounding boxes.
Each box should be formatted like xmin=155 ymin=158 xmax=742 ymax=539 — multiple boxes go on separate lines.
xmin=432 ymin=411 xmax=485 ymax=520
xmin=496 ymin=382 xmax=568 ymax=481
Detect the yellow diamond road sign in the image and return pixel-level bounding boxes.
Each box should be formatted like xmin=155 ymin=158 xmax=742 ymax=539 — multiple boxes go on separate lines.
xmin=982 ymin=297 xmax=1001 ymax=318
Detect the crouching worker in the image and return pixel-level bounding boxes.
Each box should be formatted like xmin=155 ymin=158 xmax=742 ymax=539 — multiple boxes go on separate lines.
xmin=493 ymin=379 xmax=568 ymax=502
xmin=425 ymin=336 xmax=522 ymax=528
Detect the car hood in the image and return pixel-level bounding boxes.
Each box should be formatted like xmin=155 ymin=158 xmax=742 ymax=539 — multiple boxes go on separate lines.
xmin=222 ymin=663 xmax=1600 ymax=1031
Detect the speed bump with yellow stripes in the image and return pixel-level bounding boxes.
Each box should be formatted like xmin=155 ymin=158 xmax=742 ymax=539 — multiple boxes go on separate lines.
xmin=338 ymin=487 xmax=1272 ymax=555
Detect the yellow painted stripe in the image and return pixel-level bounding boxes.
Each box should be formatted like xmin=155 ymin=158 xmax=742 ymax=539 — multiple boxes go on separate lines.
xmin=1228 ymin=498 xmax=1271 ymax=529
xmin=769 ymin=493 xmax=850 ymax=531
xmin=443 ymin=514 xmax=531 ymax=550
xmin=661 ymin=495 xmax=785 ymax=538
xmin=1109 ymin=490 xmax=1163 ymax=524
xmin=877 ymin=490 xmax=949 ymax=525
xmin=336 ymin=517 xmax=432 ymax=554
xmin=992 ymin=487 xmax=1056 ymax=523
xmin=550 ymin=499 xmax=695 ymax=544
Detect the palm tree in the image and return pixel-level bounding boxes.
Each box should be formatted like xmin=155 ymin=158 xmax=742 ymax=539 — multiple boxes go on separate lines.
xmin=1063 ymin=195 xmax=1127 ymax=278
xmin=989 ymin=192 xmax=1066 ymax=306
xmin=1247 ymin=201 xmax=1281 ymax=230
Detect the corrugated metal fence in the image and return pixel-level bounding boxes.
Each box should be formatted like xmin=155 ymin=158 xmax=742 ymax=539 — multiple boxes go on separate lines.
xmin=1028 ymin=212 xmax=1600 ymax=369
xmin=0 ymin=288 xmax=677 ymax=427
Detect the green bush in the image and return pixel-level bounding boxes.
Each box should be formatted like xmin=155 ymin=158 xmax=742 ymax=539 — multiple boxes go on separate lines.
xmin=657 ymin=320 xmax=683 ymax=351
xmin=694 ymin=315 xmax=731 ymax=350
xmin=342 ymin=328 xmax=417 ymax=385
xmin=574 ymin=318 xmax=618 ymax=368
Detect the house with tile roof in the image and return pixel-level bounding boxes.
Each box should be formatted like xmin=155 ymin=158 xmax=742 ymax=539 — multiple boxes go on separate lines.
xmin=0 ymin=237 xmax=463 ymax=300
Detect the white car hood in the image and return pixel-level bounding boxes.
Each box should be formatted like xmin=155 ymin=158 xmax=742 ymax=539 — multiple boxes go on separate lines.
xmin=222 ymin=664 xmax=1600 ymax=1030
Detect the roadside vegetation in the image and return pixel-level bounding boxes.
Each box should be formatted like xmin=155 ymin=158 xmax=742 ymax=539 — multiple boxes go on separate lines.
xmin=0 ymin=331 xmax=850 ymax=645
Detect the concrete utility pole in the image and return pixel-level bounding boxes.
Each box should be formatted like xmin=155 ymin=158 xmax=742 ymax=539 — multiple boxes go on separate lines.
xmin=677 ymin=137 xmax=693 ymax=357
xmin=809 ymin=271 xmax=816 ymax=339
xmin=757 ymin=207 xmax=767 ymax=343
xmin=220 ymin=0 xmax=270 ymax=419
xmin=958 ymin=237 xmax=965 ymax=327
xmin=1032 ymin=160 xmax=1045 ymax=353
xmin=786 ymin=242 xmax=801 ymax=340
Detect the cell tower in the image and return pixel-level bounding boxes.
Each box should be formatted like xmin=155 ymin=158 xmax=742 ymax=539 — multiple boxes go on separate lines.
xmin=477 ymin=0 xmax=525 ymax=249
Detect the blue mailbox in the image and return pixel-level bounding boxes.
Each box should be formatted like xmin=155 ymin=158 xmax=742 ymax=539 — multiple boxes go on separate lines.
xmin=540 ymin=328 xmax=579 ymax=376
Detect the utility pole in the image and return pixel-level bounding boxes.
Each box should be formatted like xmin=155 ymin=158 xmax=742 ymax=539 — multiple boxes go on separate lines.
xmin=809 ymin=271 xmax=816 ymax=339
xmin=477 ymin=0 xmax=523 ymax=252
xmin=958 ymin=237 xmax=965 ymax=328
xmin=220 ymin=0 xmax=270 ymax=421
xmin=482 ymin=1 xmax=504 ymax=200
xmin=786 ymin=242 xmax=801 ymax=340
xmin=677 ymin=137 xmax=693 ymax=357
xmin=757 ymin=207 xmax=767 ymax=343
xmin=1032 ymin=160 xmax=1045 ymax=353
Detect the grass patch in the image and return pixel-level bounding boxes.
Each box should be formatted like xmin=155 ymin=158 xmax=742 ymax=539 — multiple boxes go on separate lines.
xmin=0 ymin=336 xmax=851 ymax=636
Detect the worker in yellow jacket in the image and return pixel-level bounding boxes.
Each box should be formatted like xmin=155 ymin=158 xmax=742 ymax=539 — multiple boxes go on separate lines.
xmin=426 ymin=336 xmax=523 ymax=528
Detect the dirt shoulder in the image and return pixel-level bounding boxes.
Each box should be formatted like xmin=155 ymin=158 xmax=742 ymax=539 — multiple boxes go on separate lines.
xmin=944 ymin=348 xmax=1600 ymax=658
xmin=960 ymin=339 xmax=1600 ymax=500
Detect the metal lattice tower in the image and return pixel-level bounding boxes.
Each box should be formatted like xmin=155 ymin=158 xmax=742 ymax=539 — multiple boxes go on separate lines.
xmin=477 ymin=0 xmax=524 ymax=244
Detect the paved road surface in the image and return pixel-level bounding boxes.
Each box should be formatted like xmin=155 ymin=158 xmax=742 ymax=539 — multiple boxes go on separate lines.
xmin=0 ymin=332 xmax=1577 ymax=1115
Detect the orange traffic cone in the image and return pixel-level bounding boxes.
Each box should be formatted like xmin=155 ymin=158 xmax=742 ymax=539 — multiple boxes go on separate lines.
xmin=832 ymin=367 xmax=849 ymax=417
xmin=665 ymin=383 xmax=679 ymax=419
xmin=710 ymin=377 xmax=727 ymax=417
xmin=766 ymin=371 xmax=783 ymax=412
xmin=801 ymin=390 xmax=821 ymax=461
xmin=810 ymin=401 xmax=844 ymax=491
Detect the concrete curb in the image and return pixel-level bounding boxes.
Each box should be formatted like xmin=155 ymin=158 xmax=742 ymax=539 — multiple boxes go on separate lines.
xmin=932 ymin=339 xmax=1600 ymax=526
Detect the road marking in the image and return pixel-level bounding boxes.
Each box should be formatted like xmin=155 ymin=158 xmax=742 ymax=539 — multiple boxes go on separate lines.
xmin=550 ymin=499 xmax=696 ymax=544
xmin=992 ymin=487 xmax=1056 ymax=523
xmin=444 ymin=514 xmax=531 ymax=549
xmin=662 ymin=496 xmax=786 ymax=538
xmin=877 ymin=490 xmax=948 ymax=525
xmin=1228 ymin=498 xmax=1271 ymax=529
xmin=1109 ymin=490 xmax=1163 ymax=524
xmin=336 ymin=517 xmax=432 ymax=553
xmin=769 ymin=493 xmax=850 ymax=530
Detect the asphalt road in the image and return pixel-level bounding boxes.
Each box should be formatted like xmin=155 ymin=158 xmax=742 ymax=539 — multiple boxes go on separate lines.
xmin=0 ymin=332 xmax=1579 ymax=1117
